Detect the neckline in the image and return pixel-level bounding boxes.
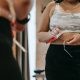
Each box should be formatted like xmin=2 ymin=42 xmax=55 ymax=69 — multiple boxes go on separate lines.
xmin=57 ymin=3 xmax=80 ymax=14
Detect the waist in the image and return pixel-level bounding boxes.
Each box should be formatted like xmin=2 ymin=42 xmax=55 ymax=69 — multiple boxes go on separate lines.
xmin=49 ymin=44 xmax=80 ymax=49
xmin=51 ymin=32 xmax=80 ymax=45
xmin=51 ymin=42 xmax=80 ymax=45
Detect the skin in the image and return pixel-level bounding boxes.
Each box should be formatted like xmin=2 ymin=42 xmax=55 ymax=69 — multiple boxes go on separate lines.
xmin=38 ymin=0 xmax=80 ymax=45
xmin=0 ymin=0 xmax=32 ymax=31
xmin=37 ymin=1 xmax=56 ymax=42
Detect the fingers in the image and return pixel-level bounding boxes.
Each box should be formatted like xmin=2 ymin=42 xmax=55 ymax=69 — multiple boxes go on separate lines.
xmin=52 ymin=27 xmax=61 ymax=35
xmin=66 ymin=34 xmax=80 ymax=45
xmin=66 ymin=37 xmax=76 ymax=44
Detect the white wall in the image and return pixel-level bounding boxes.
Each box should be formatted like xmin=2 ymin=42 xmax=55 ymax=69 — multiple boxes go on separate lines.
xmin=28 ymin=0 xmax=36 ymax=80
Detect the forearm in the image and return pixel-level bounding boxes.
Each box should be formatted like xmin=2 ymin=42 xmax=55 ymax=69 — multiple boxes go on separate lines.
xmin=38 ymin=32 xmax=53 ymax=42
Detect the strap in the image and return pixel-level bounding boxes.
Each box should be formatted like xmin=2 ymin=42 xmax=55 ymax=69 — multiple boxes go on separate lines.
xmin=49 ymin=3 xmax=60 ymax=18
xmin=55 ymin=3 xmax=62 ymax=12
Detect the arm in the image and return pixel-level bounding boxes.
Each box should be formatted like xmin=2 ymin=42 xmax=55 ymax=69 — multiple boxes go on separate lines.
xmin=65 ymin=33 xmax=80 ymax=45
xmin=37 ymin=1 xmax=56 ymax=42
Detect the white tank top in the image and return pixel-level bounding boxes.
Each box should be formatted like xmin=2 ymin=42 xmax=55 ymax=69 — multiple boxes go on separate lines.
xmin=50 ymin=4 xmax=80 ymax=31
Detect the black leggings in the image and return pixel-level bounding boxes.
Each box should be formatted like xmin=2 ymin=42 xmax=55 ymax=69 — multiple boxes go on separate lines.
xmin=45 ymin=44 xmax=80 ymax=80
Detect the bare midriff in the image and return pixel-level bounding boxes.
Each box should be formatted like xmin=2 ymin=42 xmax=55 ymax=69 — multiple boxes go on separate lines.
xmin=51 ymin=32 xmax=80 ymax=45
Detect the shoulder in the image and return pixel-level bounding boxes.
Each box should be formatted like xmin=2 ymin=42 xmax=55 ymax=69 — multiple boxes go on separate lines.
xmin=45 ymin=1 xmax=56 ymax=17
xmin=47 ymin=1 xmax=55 ymax=7
xmin=43 ymin=1 xmax=56 ymax=16
xmin=41 ymin=1 xmax=56 ymax=19
xmin=46 ymin=1 xmax=56 ymax=11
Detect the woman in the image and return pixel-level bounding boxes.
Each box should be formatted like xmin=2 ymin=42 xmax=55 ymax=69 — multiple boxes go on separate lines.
xmin=0 ymin=0 xmax=32 ymax=80
xmin=38 ymin=0 xmax=80 ymax=80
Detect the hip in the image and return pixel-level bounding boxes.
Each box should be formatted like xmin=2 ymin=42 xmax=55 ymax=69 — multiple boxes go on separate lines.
xmin=46 ymin=44 xmax=80 ymax=64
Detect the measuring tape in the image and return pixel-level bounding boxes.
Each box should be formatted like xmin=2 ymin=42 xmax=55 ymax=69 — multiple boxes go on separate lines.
xmin=47 ymin=30 xmax=80 ymax=43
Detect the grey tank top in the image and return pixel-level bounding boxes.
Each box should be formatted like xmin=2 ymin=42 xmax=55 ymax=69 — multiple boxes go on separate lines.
xmin=50 ymin=4 xmax=80 ymax=31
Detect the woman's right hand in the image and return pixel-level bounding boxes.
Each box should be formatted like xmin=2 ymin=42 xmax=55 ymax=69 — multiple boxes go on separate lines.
xmin=46 ymin=27 xmax=62 ymax=43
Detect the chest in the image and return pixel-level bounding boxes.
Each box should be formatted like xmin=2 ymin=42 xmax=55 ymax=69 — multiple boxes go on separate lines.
xmin=50 ymin=11 xmax=80 ymax=30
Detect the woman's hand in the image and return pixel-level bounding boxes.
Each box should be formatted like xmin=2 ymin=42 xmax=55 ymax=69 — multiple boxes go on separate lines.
xmin=66 ymin=33 xmax=80 ymax=45
xmin=51 ymin=27 xmax=61 ymax=35
xmin=46 ymin=27 xmax=62 ymax=43
xmin=12 ymin=21 xmax=25 ymax=32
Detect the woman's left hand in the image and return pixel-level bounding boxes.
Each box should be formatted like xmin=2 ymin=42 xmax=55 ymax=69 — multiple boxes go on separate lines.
xmin=66 ymin=33 xmax=80 ymax=45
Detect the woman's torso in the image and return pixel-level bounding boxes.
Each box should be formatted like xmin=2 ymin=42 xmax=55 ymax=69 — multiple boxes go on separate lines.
xmin=49 ymin=3 xmax=80 ymax=45
xmin=0 ymin=0 xmax=9 ymax=10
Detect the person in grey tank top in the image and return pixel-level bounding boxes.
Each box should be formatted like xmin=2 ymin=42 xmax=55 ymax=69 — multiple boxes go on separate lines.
xmin=37 ymin=0 xmax=80 ymax=80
